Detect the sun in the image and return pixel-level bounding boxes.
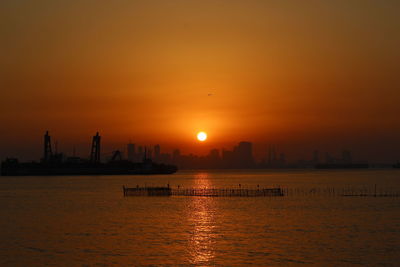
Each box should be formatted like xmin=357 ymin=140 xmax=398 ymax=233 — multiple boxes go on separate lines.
xmin=197 ymin=131 xmax=207 ymax=142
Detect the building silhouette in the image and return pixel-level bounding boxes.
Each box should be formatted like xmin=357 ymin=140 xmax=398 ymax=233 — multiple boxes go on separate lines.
xmin=122 ymin=141 xmax=366 ymax=170
xmin=154 ymin=144 xmax=161 ymax=162
xmin=127 ymin=143 xmax=135 ymax=161
xmin=220 ymin=141 xmax=255 ymax=169
xmin=313 ymin=150 xmax=319 ymax=164
xmin=234 ymin=141 xmax=254 ymax=168
xmin=260 ymin=145 xmax=286 ymax=168
xmin=342 ymin=150 xmax=352 ymax=163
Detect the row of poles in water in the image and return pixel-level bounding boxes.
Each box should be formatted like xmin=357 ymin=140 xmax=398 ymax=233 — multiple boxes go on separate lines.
xmin=123 ymin=184 xmax=400 ymax=197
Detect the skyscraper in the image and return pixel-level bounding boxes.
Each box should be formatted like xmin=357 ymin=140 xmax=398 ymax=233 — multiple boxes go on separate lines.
xmin=236 ymin=141 xmax=254 ymax=168
xmin=172 ymin=149 xmax=181 ymax=165
xmin=313 ymin=150 xmax=319 ymax=163
xmin=154 ymin=144 xmax=161 ymax=162
xmin=342 ymin=150 xmax=352 ymax=163
xmin=127 ymin=143 xmax=135 ymax=161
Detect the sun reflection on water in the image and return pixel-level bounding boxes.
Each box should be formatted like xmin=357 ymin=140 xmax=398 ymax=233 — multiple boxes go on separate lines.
xmin=187 ymin=173 xmax=217 ymax=266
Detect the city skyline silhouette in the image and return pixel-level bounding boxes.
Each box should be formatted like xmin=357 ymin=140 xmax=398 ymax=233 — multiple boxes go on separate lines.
xmin=1 ymin=1 xmax=400 ymax=266
xmin=2 ymin=130 xmax=394 ymax=170
xmin=1 ymin=1 xmax=400 ymax=166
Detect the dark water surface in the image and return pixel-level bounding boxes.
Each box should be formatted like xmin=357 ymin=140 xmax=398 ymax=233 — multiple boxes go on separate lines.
xmin=1 ymin=169 xmax=399 ymax=266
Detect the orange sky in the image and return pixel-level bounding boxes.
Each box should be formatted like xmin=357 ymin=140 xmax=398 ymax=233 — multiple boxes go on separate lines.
xmin=1 ymin=1 xmax=399 ymax=162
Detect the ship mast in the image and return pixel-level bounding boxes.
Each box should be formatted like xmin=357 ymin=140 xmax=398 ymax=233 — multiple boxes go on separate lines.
xmin=90 ymin=132 xmax=101 ymax=163
xmin=43 ymin=131 xmax=52 ymax=162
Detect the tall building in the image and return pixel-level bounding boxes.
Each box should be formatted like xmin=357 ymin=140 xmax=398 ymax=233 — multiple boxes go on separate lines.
xmin=235 ymin=141 xmax=254 ymax=168
xmin=146 ymin=147 xmax=152 ymax=160
xmin=313 ymin=150 xmax=319 ymax=163
xmin=342 ymin=150 xmax=352 ymax=163
xmin=326 ymin=152 xmax=334 ymax=163
xmin=172 ymin=149 xmax=181 ymax=165
xmin=206 ymin=149 xmax=220 ymax=168
xmin=267 ymin=145 xmax=277 ymax=164
xmin=127 ymin=143 xmax=135 ymax=161
xmin=154 ymin=144 xmax=161 ymax=162
xmin=137 ymin=146 xmax=143 ymax=161
xmin=222 ymin=149 xmax=234 ymax=168
xmin=279 ymin=153 xmax=286 ymax=163
xmin=208 ymin=149 xmax=220 ymax=160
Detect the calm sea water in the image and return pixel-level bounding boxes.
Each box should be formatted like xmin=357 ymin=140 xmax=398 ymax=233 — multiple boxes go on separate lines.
xmin=0 ymin=169 xmax=399 ymax=266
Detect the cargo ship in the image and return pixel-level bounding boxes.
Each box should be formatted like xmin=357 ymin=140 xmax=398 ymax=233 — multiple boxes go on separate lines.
xmin=1 ymin=132 xmax=177 ymax=176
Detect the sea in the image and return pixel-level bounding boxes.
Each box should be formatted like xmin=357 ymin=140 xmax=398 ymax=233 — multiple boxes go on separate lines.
xmin=0 ymin=169 xmax=399 ymax=266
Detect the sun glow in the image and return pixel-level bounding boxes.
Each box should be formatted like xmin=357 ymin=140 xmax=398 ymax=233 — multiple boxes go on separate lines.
xmin=197 ymin=132 xmax=207 ymax=142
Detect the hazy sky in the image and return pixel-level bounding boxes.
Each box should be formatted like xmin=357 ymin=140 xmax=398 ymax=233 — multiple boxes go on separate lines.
xmin=1 ymin=0 xmax=399 ymax=162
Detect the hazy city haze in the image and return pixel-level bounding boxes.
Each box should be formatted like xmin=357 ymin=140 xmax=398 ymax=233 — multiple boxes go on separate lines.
xmin=1 ymin=0 xmax=399 ymax=162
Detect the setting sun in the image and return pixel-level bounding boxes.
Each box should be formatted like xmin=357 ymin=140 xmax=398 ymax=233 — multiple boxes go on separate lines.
xmin=197 ymin=132 xmax=207 ymax=142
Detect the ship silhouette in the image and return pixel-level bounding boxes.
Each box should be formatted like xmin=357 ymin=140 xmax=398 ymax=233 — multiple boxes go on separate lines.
xmin=1 ymin=131 xmax=177 ymax=176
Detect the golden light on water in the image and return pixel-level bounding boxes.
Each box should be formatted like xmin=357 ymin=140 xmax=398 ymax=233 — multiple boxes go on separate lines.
xmin=188 ymin=173 xmax=216 ymax=265
xmin=197 ymin=132 xmax=207 ymax=142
